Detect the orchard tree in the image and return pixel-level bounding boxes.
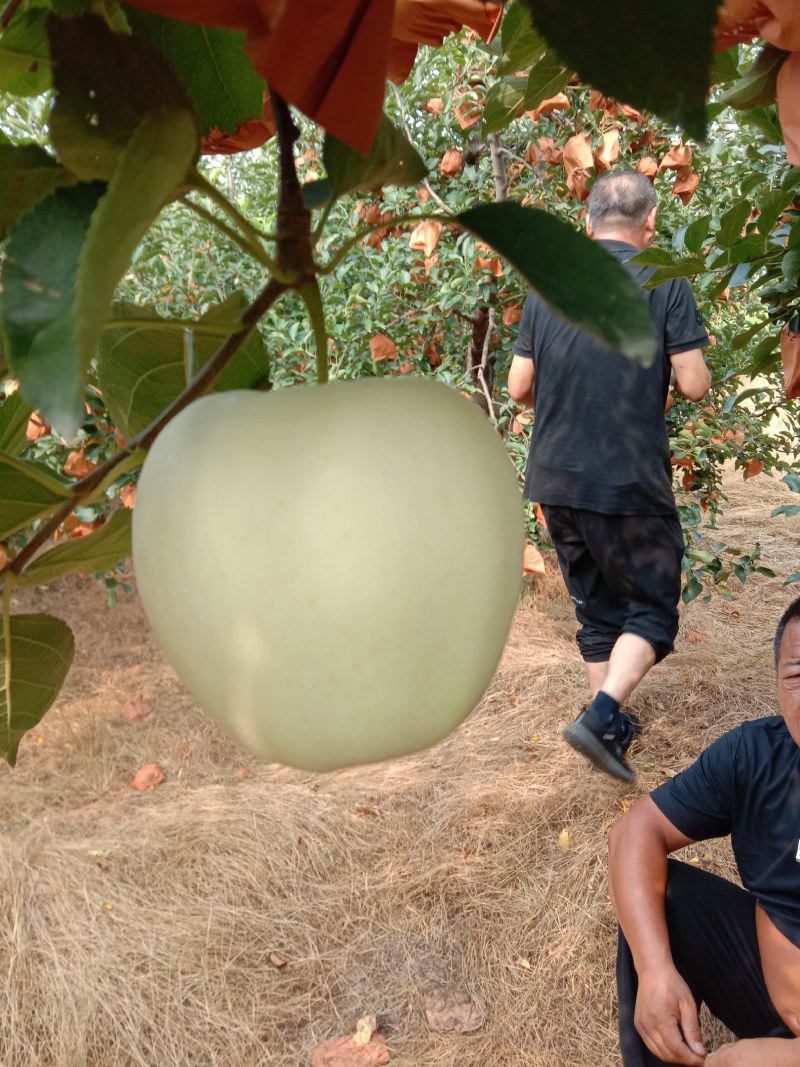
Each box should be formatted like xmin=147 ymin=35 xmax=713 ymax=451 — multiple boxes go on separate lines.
xmin=0 ymin=0 xmax=797 ymax=765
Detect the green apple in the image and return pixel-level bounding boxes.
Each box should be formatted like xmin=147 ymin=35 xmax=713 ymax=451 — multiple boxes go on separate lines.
xmin=132 ymin=377 xmax=524 ymax=771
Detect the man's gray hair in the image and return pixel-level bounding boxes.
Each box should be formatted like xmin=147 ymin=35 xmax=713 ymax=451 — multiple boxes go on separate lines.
xmin=587 ymin=170 xmax=658 ymax=230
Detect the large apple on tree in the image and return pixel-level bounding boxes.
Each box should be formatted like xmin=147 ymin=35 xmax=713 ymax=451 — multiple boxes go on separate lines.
xmin=132 ymin=378 xmax=525 ymax=771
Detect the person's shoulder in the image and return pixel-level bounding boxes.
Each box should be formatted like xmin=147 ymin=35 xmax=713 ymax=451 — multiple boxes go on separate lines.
xmin=731 ymin=714 xmax=784 ymax=736
xmin=738 ymin=714 xmax=791 ymax=746
xmin=522 ymin=288 xmax=542 ymax=313
xmin=709 ymin=715 xmax=788 ymax=767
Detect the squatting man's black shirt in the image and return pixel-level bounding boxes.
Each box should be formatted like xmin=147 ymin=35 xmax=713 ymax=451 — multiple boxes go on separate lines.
xmin=651 ymin=716 xmax=800 ymax=950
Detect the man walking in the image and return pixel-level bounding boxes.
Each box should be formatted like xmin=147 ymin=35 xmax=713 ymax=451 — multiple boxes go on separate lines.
xmin=508 ymin=170 xmax=710 ymax=781
xmin=608 ymin=596 xmax=800 ymax=1065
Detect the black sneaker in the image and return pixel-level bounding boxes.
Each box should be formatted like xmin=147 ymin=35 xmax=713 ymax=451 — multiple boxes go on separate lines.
xmin=562 ymin=708 xmax=638 ymax=782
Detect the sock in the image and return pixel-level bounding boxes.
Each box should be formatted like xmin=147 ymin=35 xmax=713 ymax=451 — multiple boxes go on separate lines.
xmin=585 ymin=690 xmax=621 ymax=731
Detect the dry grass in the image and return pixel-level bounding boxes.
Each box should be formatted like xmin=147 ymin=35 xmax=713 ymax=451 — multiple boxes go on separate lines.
xmin=0 ymin=468 xmax=798 ymax=1067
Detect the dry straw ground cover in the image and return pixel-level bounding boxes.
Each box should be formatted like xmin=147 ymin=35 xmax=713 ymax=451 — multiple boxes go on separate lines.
xmin=1 ymin=469 xmax=798 ymax=1067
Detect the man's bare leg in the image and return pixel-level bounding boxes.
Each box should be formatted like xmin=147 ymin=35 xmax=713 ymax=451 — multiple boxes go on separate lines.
xmin=598 ymin=633 xmax=656 ymax=705
xmin=566 ymin=634 xmax=656 ymax=781
xmin=586 ymin=661 xmax=609 ymax=699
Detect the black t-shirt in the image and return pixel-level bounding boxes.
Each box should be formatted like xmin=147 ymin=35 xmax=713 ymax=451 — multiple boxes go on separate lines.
xmin=651 ymin=716 xmax=800 ymax=950
xmin=514 ymin=240 xmax=709 ymax=515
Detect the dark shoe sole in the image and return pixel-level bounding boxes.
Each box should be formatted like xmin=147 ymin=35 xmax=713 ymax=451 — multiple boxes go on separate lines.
xmin=562 ymin=719 xmax=636 ymax=782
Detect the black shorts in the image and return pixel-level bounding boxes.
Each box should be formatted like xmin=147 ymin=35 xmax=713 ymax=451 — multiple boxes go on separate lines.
xmin=540 ymin=505 xmax=684 ymax=664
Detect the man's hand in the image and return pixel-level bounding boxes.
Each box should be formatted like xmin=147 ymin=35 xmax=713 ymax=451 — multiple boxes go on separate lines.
xmin=706 ymin=1038 xmax=800 ymax=1066
xmin=635 ymin=968 xmax=706 ymax=1065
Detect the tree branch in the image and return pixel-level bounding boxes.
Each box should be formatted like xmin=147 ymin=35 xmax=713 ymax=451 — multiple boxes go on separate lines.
xmin=488 ymin=132 xmax=508 ymax=202
xmin=390 ymin=83 xmax=454 ymax=216
xmin=270 ymin=90 xmax=315 ymax=282
xmin=3 ymin=277 xmax=288 ymax=579
xmin=3 ymin=94 xmax=318 ymax=584
xmin=0 ymin=0 xmax=23 ymax=30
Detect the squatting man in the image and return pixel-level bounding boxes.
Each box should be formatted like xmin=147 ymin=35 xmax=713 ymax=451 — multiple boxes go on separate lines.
xmin=608 ymin=596 xmax=800 ymax=1066
xmin=508 ymin=169 xmax=711 ymax=781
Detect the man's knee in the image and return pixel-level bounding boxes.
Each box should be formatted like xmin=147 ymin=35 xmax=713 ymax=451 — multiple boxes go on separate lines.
xmin=577 ymin=625 xmax=619 ymax=662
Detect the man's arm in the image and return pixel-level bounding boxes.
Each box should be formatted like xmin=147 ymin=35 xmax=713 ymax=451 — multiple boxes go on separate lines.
xmin=706 ymin=1037 xmax=800 ymax=1065
xmin=608 ymin=796 xmax=707 ymax=1066
xmin=670 ymin=348 xmax=711 ymax=402
xmin=508 ymin=354 xmax=534 ymax=406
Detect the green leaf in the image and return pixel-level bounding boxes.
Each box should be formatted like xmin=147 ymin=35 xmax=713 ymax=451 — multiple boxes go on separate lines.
xmin=630 ymin=248 xmax=674 ymax=266
xmin=0 ymin=9 xmax=51 ymax=96
xmin=0 ymin=144 xmax=78 ymax=242
xmin=683 ymin=215 xmax=712 ymax=254
xmin=0 ymin=182 xmax=106 ymax=436
xmin=642 ymin=257 xmax=706 ymax=287
xmin=757 ymin=188 xmax=794 ymax=235
xmin=709 ymin=47 xmax=740 ymax=86
xmin=0 ymin=451 xmax=70 ymax=541
xmin=97 ymin=293 xmax=269 ymax=438
xmin=17 ymin=508 xmax=131 ymax=587
xmin=782 ymin=473 xmax=800 ymax=493
xmin=47 ymin=12 xmax=197 ymax=181
xmin=731 ymin=319 xmax=770 ymax=351
xmin=743 ymin=332 xmax=780 ymax=376
xmin=324 ymin=115 xmax=427 ymax=197
xmin=709 ymin=233 xmax=769 ymax=267
xmin=705 ymin=266 xmax=736 ymax=299
xmin=302 ymin=179 xmax=333 ymax=210
xmin=782 ymin=246 xmax=800 ymax=287
xmin=773 ymin=507 xmax=800 ymax=519
xmin=497 ymin=1 xmax=545 ymax=76
xmin=123 ymin=7 xmax=265 ymax=139
xmin=521 ymin=0 xmax=718 ymax=140
xmin=718 ymin=44 xmax=787 ymax=110
xmin=0 ymin=393 xmax=33 ymax=456
xmin=739 ymin=106 xmax=783 ymax=144
xmin=715 ymin=200 xmax=751 ymax=250
xmin=523 ymin=50 xmax=571 ymax=111
xmin=482 ymin=78 xmax=527 ymax=134
xmin=784 ymin=571 xmax=800 ymax=582
xmin=727 ymin=386 xmax=770 ymax=409
xmin=0 ymin=612 xmax=74 ymax=766
xmin=686 ymin=548 xmax=716 ymax=565
xmin=74 ymin=107 xmax=198 ymax=425
xmin=682 ymin=574 xmax=703 ymax=604
xmin=457 ymin=202 xmax=656 ymax=365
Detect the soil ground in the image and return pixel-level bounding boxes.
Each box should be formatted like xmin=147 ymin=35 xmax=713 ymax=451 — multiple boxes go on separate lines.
xmin=1 ymin=469 xmax=798 ymax=1067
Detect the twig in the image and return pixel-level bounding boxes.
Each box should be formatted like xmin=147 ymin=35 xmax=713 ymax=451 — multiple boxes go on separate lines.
xmin=390 ymin=83 xmax=454 ymax=216
xmin=0 ymin=0 xmax=23 ymax=30
xmin=180 ymin=194 xmax=280 ymax=273
xmin=3 ymin=93 xmax=314 ymax=583
xmin=477 ymin=307 xmax=497 ymax=424
xmin=270 ymin=90 xmax=315 ymax=282
xmin=451 ymin=308 xmax=480 ymax=326
xmin=488 ymin=132 xmax=508 ymax=202
xmin=3 ymin=277 xmax=287 ymax=579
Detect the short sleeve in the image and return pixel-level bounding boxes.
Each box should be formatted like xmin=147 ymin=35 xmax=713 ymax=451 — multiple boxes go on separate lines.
xmin=649 ymin=727 xmax=742 ymax=841
xmin=514 ymin=291 xmax=539 ymax=361
xmin=664 ymin=278 xmax=710 ymax=356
